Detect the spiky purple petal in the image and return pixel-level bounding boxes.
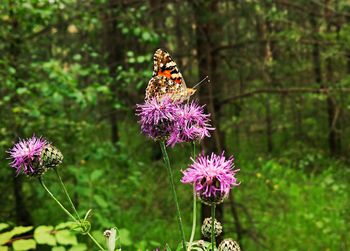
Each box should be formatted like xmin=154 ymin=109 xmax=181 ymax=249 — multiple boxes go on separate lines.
xmin=167 ymin=101 xmax=214 ymax=147
xmin=181 ymin=152 xmax=240 ymax=199
xmin=8 ymin=136 xmax=48 ymax=175
xmin=136 ymin=97 xmax=180 ymax=140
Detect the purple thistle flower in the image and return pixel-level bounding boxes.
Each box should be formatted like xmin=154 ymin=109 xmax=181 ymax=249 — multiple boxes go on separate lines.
xmin=181 ymin=152 xmax=240 ymax=204
xmin=167 ymin=101 xmax=214 ymax=147
xmin=8 ymin=136 xmax=48 ymax=176
xmin=136 ymin=97 xmax=180 ymax=140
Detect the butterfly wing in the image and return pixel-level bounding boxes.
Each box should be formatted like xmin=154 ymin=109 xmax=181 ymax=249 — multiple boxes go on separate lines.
xmin=145 ymin=75 xmax=179 ymax=101
xmin=152 ymin=48 xmax=186 ymax=89
xmin=146 ymin=49 xmax=194 ymax=102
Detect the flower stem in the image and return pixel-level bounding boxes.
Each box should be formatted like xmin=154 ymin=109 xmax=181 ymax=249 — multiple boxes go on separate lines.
xmin=87 ymin=232 xmax=105 ymax=251
xmin=211 ymin=204 xmax=216 ymax=251
xmin=39 ymin=177 xmax=76 ymax=222
xmin=39 ymin=177 xmax=106 ymax=251
xmin=188 ymin=142 xmax=197 ymax=251
xmin=159 ymin=141 xmax=186 ymax=251
xmin=192 ymin=141 xmax=196 ymax=158
xmin=54 ymin=168 xmax=81 ymax=220
xmin=188 ymin=186 xmax=197 ymax=251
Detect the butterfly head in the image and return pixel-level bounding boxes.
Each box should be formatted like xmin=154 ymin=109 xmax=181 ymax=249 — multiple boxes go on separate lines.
xmin=186 ymin=88 xmax=196 ymax=98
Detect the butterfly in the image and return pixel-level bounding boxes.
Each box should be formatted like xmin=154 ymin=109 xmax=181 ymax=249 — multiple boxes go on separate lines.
xmin=145 ymin=48 xmax=196 ymax=102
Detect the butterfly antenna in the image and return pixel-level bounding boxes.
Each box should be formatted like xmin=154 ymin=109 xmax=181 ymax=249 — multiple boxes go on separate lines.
xmin=193 ymin=76 xmax=210 ymax=89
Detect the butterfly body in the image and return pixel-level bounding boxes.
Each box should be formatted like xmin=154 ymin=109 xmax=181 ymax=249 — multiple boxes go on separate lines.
xmin=145 ymin=49 xmax=196 ymax=102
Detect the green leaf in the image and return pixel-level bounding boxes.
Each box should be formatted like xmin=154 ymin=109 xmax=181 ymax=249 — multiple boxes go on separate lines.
xmin=91 ymin=231 xmax=104 ymax=246
xmin=12 ymin=239 xmax=36 ymax=250
xmin=149 ymin=240 xmax=161 ymax=246
xmin=0 ymin=232 xmax=13 ymax=245
xmin=0 ymin=226 xmax=33 ymax=245
xmin=93 ymin=195 xmax=108 ymax=208
xmin=0 ymin=246 xmax=9 ymax=251
xmin=68 ymin=243 xmax=87 ymax=251
xmin=142 ymin=32 xmax=151 ymax=41
xmin=16 ymin=88 xmax=28 ymax=95
xmin=55 ymin=222 xmax=75 ymax=230
xmin=0 ymin=223 xmax=9 ymax=231
xmin=118 ymin=229 xmax=132 ymax=246
xmin=11 ymin=226 xmax=33 ymax=236
xmin=34 ymin=225 xmax=56 ymax=246
xmin=165 ymin=243 xmax=171 ymax=251
xmin=55 ymin=230 xmax=77 ymax=245
xmin=73 ymin=54 xmax=82 ymax=61
xmin=90 ymin=170 xmax=104 ymax=181
xmin=52 ymin=247 xmax=65 ymax=251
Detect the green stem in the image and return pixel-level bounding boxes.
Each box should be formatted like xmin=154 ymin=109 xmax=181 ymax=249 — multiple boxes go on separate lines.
xmin=159 ymin=141 xmax=187 ymax=251
xmin=188 ymin=142 xmax=197 ymax=251
xmin=39 ymin=177 xmax=76 ymax=222
xmin=192 ymin=141 xmax=196 ymax=158
xmin=211 ymin=204 xmax=216 ymax=251
xmin=54 ymin=168 xmax=81 ymax=220
xmin=188 ymin=186 xmax=197 ymax=251
xmin=39 ymin=177 xmax=106 ymax=251
xmin=87 ymin=232 xmax=105 ymax=251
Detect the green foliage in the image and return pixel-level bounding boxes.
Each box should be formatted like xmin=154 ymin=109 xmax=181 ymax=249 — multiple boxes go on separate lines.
xmin=233 ymin=156 xmax=349 ymax=250
xmin=1 ymin=0 xmax=350 ymax=250
xmin=0 ymin=223 xmax=86 ymax=251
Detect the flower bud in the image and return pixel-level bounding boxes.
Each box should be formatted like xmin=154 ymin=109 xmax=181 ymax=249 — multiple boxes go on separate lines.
xmin=201 ymin=217 xmax=222 ymax=238
xmin=104 ymin=228 xmax=116 ymax=251
xmin=218 ymin=239 xmax=241 ymax=251
xmin=40 ymin=145 xmax=63 ymax=168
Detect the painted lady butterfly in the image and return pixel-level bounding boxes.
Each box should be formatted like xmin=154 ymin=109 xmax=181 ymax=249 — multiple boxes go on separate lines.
xmin=145 ymin=49 xmax=196 ymax=102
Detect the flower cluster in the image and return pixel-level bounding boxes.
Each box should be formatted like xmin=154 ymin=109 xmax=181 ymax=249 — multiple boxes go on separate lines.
xmin=136 ymin=97 xmax=179 ymax=140
xmin=136 ymin=97 xmax=214 ymax=147
xmin=168 ymin=101 xmax=213 ymax=147
xmin=181 ymin=152 xmax=240 ymax=205
xmin=8 ymin=136 xmax=63 ymax=177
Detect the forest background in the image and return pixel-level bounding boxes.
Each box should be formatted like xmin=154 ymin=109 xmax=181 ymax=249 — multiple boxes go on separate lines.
xmin=0 ymin=0 xmax=349 ymax=250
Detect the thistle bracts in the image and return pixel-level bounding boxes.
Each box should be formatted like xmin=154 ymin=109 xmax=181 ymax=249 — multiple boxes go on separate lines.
xmin=199 ymin=190 xmax=227 ymax=206
xmin=8 ymin=136 xmax=63 ymax=177
xmin=201 ymin=217 xmax=222 ymax=238
xmin=40 ymin=145 xmax=63 ymax=168
xmin=218 ymin=239 xmax=241 ymax=251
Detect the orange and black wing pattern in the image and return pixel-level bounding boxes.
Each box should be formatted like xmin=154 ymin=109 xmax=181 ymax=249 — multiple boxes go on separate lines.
xmin=145 ymin=48 xmax=194 ymax=102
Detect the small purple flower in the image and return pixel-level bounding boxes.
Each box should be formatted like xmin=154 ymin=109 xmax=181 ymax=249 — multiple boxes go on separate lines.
xmin=181 ymin=152 xmax=240 ymax=204
xmin=167 ymin=101 xmax=214 ymax=147
xmin=8 ymin=136 xmax=48 ymax=176
xmin=136 ymin=97 xmax=179 ymax=140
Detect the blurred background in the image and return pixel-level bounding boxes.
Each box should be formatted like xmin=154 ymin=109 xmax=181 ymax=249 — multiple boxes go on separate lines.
xmin=1 ymin=0 xmax=350 ymax=250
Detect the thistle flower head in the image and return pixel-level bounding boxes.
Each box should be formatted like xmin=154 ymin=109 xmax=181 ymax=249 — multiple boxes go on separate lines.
xmin=167 ymin=101 xmax=214 ymax=147
xmin=136 ymin=97 xmax=180 ymax=140
xmin=201 ymin=217 xmax=223 ymax=238
xmin=218 ymin=239 xmax=241 ymax=251
xmin=181 ymin=152 xmax=240 ymax=204
xmin=8 ymin=136 xmax=48 ymax=176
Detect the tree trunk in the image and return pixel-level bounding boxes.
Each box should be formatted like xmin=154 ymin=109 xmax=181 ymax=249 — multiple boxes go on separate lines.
xmin=324 ymin=0 xmax=341 ymax=156
xmin=256 ymin=12 xmax=274 ymax=153
xmin=192 ymin=0 xmax=243 ymax=246
xmin=101 ymin=0 xmax=123 ymax=149
xmin=310 ymin=1 xmax=341 ymax=156
xmin=9 ymin=0 xmax=32 ymax=226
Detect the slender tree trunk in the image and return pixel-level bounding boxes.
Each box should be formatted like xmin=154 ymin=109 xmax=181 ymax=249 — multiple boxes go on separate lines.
xmin=256 ymin=13 xmax=274 ymax=153
xmin=324 ymin=0 xmax=341 ymax=156
xmin=13 ymin=176 xmax=32 ymax=225
xmin=101 ymin=0 xmax=123 ymax=149
xmin=192 ymin=0 xmax=243 ymax=246
xmin=9 ymin=0 xmax=32 ymax=225
xmin=310 ymin=2 xmax=341 ymax=156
